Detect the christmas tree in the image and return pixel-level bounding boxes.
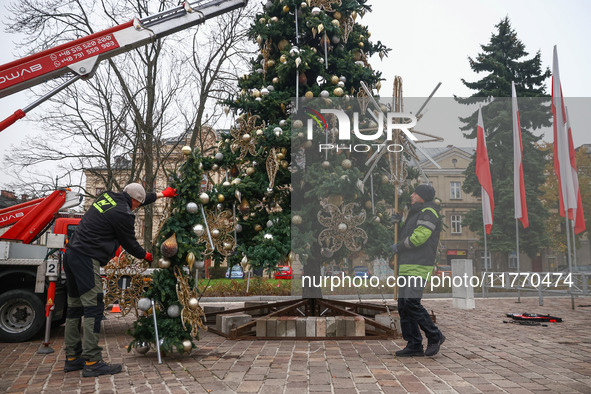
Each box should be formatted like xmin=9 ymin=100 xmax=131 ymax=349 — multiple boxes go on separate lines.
xmin=458 ymin=17 xmax=551 ymax=259
xmin=128 ymin=149 xmax=209 ymax=355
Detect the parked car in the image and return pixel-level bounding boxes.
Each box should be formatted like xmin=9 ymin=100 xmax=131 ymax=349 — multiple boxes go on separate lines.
xmin=325 ymin=269 xmax=345 ymax=277
xmin=353 ymin=266 xmax=371 ymax=278
xmin=274 ymin=265 xmax=293 ymax=279
xmin=225 ymin=265 xmax=245 ymax=279
xmin=435 ymin=264 xmax=452 ymax=277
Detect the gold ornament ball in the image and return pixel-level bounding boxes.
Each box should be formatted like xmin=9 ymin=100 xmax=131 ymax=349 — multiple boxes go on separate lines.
xmin=334 ymin=11 xmax=342 ymax=20
xmin=330 ymin=75 xmax=339 ymax=85
xmin=199 ymin=192 xmax=210 ymax=204
xmin=305 ymin=91 xmax=314 ymax=99
xmin=277 ymin=152 xmax=285 ymax=160
xmin=267 ymin=59 xmax=275 ymax=67
xmin=303 ymin=140 xmax=313 ymax=149
xmin=352 ymin=51 xmax=362 ymax=61
xmin=358 ymin=41 xmax=364 ymax=48
xmin=293 ymin=119 xmax=304 ymax=128
xmin=283 ymin=5 xmax=290 ymax=12
xmin=182 ymin=340 xmax=192 ymax=352
xmin=341 ymin=159 xmax=352 ymax=169
xmin=246 ymin=167 xmax=255 ymax=176
xmin=259 ymin=17 xmax=266 ymax=24
xmin=188 ymin=297 xmax=199 ymax=311
xmin=365 ymin=200 xmax=373 ymax=209
xmin=158 ymin=258 xmax=171 ymax=269
xmin=254 ymin=224 xmax=263 ymax=231
xmin=181 ymin=145 xmax=192 ymax=155
xmin=223 ymin=242 xmax=233 ymax=251
xmin=381 ymin=175 xmax=390 ymax=184
xmin=256 ymin=129 xmax=264 ymax=136
xmin=338 ymin=223 xmax=348 ymax=232
xmin=333 ymin=87 xmax=344 ymax=97
xmin=272 ymin=77 xmax=279 ymax=84
xmin=280 ymin=54 xmax=287 ymax=63
xmin=280 ymin=160 xmax=289 ymax=169
xmin=278 ymin=39 xmax=289 ymax=51
xmin=270 ymin=16 xmax=279 ymax=23
xmin=211 ymin=229 xmax=220 ymax=238
xmin=321 ymin=160 xmax=330 ymax=169
xmin=331 ymin=19 xmax=340 ymax=28
xmin=253 ymin=89 xmax=261 ymax=98
xmin=292 ymin=215 xmax=303 ymax=225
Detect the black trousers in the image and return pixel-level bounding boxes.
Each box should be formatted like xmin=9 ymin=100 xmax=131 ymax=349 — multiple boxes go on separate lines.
xmin=397 ymin=276 xmax=442 ymax=350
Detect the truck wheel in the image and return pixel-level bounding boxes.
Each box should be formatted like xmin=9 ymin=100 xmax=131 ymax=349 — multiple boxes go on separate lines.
xmin=0 ymin=289 xmax=45 ymax=342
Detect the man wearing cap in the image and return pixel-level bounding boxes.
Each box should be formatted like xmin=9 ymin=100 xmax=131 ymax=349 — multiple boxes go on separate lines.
xmin=391 ymin=183 xmax=445 ymax=357
xmin=63 ymin=183 xmax=177 ymax=377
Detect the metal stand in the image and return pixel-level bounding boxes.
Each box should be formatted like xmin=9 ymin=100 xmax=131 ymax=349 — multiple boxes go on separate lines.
xmin=151 ymin=299 xmax=163 ymax=364
xmin=37 ymin=280 xmax=56 ymax=354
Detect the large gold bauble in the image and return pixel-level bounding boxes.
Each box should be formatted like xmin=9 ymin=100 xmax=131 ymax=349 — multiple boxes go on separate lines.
xmin=217 ymin=194 xmax=225 ymax=202
xmin=331 ymin=75 xmax=339 ymax=85
xmin=276 ymin=152 xmax=285 ymax=160
xmin=283 ymin=5 xmax=290 ymax=12
xmin=341 ymin=159 xmax=352 ymax=169
xmin=334 ymin=11 xmax=342 ymax=20
xmin=211 ymin=229 xmax=221 ymax=238
xmin=254 ymin=224 xmax=263 ymax=231
xmin=182 ymin=340 xmax=193 ymax=352
xmin=188 ymin=297 xmax=199 ymax=310
xmin=279 ymin=54 xmax=287 ymax=63
xmin=199 ymin=192 xmax=210 ymax=204
xmin=223 ymin=242 xmax=233 ymax=251
xmin=305 ymin=91 xmax=314 ymax=99
xmin=365 ymin=200 xmax=373 ymax=209
xmin=322 ymin=160 xmax=330 ymax=169
xmin=292 ymin=215 xmax=303 ymax=225
xmin=181 ymin=146 xmax=192 ymax=155
xmin=272 ymin=77 xmax=279 ymax=84
xmin=353 ymin=51 xmax=361 ymax=61
xmin=158 ymin=258 xmax=171 ymax=269
xmin=267 ymin=59 xmax=275 ymax=67
xmin=331 ymin=19 xmax=340 ymax=28
xmin=293 ymin=119 xmax=304 ymax=128
xmin=278 ymin=39 xmax=289 ymax=51
xmin=246 ymin=167 xmax=255 ymax=176
xmin=333 ymin=87 xmax=344 ymax=97
xmin=358 ymin=41 xmax=364 ymax=48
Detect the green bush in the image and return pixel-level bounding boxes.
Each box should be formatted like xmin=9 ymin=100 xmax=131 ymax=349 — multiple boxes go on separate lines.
xmin=208 ymin=266 xmax=227 ymax=279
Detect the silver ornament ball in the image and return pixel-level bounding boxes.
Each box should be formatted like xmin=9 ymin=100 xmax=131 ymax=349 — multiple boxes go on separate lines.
xmin=193 ymin=224 xmax=205 ymax=236
xmin=167 ymin=304 xmax=180 ymax=318
xmin=186 ymin=202 xmax=198 ymax=214
xmin=138 ymin=298 xmax=152 ymax=312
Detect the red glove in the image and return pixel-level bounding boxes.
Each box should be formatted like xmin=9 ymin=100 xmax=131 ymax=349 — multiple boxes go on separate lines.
xmin=145 ymin=252 xmax=153 ymax=262
xmin=161 ymin=187 xmax=178 ymax=198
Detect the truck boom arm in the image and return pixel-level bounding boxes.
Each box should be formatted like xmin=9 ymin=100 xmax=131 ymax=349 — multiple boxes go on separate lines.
xmin=0 ymin=189 xmax=80 ymax=244
xmin=0 ymin=0 xmax=247 ymax=131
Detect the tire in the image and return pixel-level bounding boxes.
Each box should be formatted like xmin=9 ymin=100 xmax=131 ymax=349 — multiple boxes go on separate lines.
xmin=0 ymin=289 xmax=45 ymax=342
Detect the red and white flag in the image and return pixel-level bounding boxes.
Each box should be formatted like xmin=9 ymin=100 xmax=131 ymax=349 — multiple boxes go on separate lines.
xmin=512 ymin=82 xmax=529 ymax=228
xmin=552 ymin=45 xmax=583 ymax=232
xmin=565 ymin=108 xmax=586 ymax=234
xmin=476 ymin=108 xmax=494 ymax=234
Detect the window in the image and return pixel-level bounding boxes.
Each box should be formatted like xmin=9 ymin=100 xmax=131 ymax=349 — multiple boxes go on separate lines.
xmin=450 ymin=215 xmax=462 ymax=234
xmin=508 ymin=252 xmax=518 ymax=269
xmin=450 ymin=182 xmax=461 ymax=199
xmin=481 ymin=251 xmax=491 ymax=270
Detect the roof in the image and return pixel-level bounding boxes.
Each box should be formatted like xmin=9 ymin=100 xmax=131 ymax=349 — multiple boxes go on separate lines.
xmin=415 ymin=146 xmax=475 ymax=166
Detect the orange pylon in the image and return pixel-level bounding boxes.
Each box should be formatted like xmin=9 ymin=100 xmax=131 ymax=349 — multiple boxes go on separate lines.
xmin=111 ymin=303 xmax=121 ymax=313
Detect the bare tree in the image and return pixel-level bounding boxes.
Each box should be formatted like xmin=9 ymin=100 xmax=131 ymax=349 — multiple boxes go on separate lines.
xmin=2 ymin=0 xmax=255 ymax=250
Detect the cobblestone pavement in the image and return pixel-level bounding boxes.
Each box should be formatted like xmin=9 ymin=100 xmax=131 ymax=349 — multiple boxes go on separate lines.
xmin=1 ymin=297 xmax=591 ymax=393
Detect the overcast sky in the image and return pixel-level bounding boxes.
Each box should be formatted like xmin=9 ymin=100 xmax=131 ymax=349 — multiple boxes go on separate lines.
xmin=0 ymin=0 xmax=590 ymax=189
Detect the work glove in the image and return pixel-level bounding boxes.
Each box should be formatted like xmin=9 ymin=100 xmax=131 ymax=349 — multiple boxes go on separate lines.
xmin=145 ymin=252 xmax=153 ymax=262
xmin=391 ymin=213 xmax=402 ymax=224
xmin=391 ymin=243 xmax=399 ymax=255
xmin=161 ymin=187 xmax=178 ymax=198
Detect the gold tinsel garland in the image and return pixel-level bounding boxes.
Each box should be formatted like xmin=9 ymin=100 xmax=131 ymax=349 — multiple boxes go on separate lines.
xmin=102 ymin=252 xmax=148 ymax=317
xmin=317 ymin=201 xmax=368 ymax=253
xmin=174 ymin=267 xmax=206 ymax=338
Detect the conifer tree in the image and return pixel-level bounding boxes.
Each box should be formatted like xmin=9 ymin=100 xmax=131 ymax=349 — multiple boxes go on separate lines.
xmin=459 ymin=17 xmax=551 ymax=259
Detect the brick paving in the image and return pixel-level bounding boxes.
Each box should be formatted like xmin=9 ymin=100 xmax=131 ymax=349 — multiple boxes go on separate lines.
xmin=1 ymin=297 xmax=591 ymax=393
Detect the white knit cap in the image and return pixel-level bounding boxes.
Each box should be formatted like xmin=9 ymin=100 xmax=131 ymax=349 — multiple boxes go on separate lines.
xmin=123 ymin=183 xmax=146 ymax=203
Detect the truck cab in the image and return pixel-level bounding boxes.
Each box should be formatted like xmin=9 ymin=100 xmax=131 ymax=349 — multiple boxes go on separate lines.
xmin=0 ymin=189 xmax=81 ymax=342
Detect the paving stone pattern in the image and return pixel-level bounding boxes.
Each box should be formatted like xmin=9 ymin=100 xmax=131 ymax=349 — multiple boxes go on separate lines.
xmin=1 ymin=297 xmax=590 ymax=393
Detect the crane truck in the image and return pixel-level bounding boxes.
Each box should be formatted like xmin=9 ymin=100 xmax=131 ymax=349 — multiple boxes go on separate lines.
xmin=0 ymin=0 xmax=248 ymax=342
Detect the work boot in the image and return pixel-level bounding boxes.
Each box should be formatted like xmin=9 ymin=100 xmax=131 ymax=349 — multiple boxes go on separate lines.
xmin=64 ymin=357 xmax=85 ymax=372
xmin=425 ymin=334 xmax=446 ymax=356
xmin=395 ymin=347 xmax=424 ymax=357
xmin=82 ymin=360 xmax=122 ymax=377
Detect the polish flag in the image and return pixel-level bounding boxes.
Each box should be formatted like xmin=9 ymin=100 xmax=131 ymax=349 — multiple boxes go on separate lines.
xmin=552 ymin=46 xmax=582 ymax=232
xmin=476 ymin=108 xmax=494 ymax=234
xmin=565 ymin=108 xmax=586 ymax=234
xmin=512 ymin=82 xmax=528 ymax=228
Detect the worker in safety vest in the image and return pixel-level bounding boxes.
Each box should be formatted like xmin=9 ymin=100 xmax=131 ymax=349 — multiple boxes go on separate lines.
xmin=391 ymin=183 xmax=445 ymax=357
xmin=63 ymin=183 xmax=177 ymax=377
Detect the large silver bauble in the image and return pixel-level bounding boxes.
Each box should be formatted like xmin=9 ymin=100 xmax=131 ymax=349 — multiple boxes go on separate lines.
xmin=167 ymin=304 xmax=180 ymax=318
xmin=135 ymin=342 xmax=150 ymax=355
xmin=181 ymin=146 xmax=192 ymax=156
xmin=193 ymin=224 xmax=205 ymax=236
xmin=158 ymin=258 xmax=171 ymax=269
xmin=211 ymin=229 xmax=221 ymax=238
xmin=138 ymin=298 xmax=152 ymax=312
xmin=195 ymin=260 xmax=205 ymax=269
xmin=214 ymin=152 xmax=224 ymax=161
xmin=235 ymin=223 xmax=243 ymax=233
xmin=337 ymin=223 xmax=348 ymax=232
xmin=199 ymin=193 xmax=210 ymax=204
xmin=186 ymin=202 xmax=198 ymax=214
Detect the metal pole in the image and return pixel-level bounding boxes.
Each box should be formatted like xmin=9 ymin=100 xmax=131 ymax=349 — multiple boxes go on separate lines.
xmin=571 ymin=220 xmax=578 ymax=270
xmin=151 ymin=299 xmax=163 ymax=364
xmin=516 ymin=219 xmax=521 ymax=303
xmin=565 ymin=217 xmax=574 ymax=310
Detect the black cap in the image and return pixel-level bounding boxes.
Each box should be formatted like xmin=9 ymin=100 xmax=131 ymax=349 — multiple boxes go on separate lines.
xmin=414 ymin=184 xmax=435 ymax=202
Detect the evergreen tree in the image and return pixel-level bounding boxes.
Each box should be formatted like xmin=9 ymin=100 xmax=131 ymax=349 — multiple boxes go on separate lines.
xmin=459 ymin=17 xmax=551 ymax=259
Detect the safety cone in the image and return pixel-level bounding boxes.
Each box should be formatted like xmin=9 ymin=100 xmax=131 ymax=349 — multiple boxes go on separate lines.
xmin=111 ymin=303 xmax=121 ymax=313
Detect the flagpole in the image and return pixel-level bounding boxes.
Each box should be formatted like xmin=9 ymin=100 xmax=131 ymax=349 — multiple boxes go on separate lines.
xmin=565 ymin=215 xmax=574 ymax=309
xmin=515 ymin=219 xmax=521 ymax=303
xmin=483 ymin=221 xmax=488 ymax=298
xmin=571 ymin=220 xmax=578 ymax=270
